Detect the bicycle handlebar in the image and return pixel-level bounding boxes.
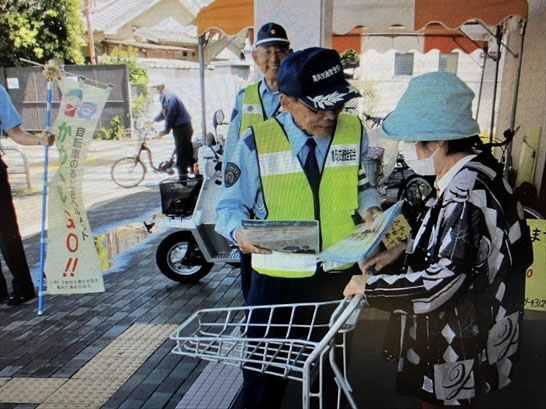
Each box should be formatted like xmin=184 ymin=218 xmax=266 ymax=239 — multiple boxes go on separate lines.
xmin=361 ymin=112 xmax=383 ymax=127
xmin=482 ymin=126 xmax=520 ymax=148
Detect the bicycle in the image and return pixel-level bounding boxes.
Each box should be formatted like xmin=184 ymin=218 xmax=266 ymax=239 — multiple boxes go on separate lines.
xmin=480 ymin=126 xmax=543 ymax=219
xmin=359 ymin=113 xmax=436 ymax=224
xmin=111 ymin=126 xmax=176 ymax=188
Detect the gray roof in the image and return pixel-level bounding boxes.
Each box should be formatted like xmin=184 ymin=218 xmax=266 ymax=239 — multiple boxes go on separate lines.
xmin=91 ymin=0 xmax=160 ymax=34
xmin=136 ymin=57 xmax=201 ymax=69
xmin=134 ymin=19 xmax=198 ymax=46
xmin=89 ymin=0 xmax=212 ymax=35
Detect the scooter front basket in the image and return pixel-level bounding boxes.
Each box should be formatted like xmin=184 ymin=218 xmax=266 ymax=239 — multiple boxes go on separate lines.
xmin=159 ymin=175 xmax=203 ymax=217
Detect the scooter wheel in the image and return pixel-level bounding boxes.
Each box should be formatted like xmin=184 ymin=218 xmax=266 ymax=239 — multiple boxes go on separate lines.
xmin=156 ymin=231 xmax=213 ymax=283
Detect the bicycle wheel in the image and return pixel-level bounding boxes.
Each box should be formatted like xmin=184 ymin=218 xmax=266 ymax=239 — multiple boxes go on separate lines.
xmin=398 ymin=174 xmax=435 ymax=205
xmin=397 ymin=174 xmax=435 ymax=227
xmin=111 ymin=157 xmax=146 ymax=188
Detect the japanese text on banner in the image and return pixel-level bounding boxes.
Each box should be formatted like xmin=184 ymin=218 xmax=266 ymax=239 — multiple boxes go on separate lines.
xmin=525 ymin=219 xmax=546 ymax=312
xmin=45 ymin=77 xmax=112 ymax=294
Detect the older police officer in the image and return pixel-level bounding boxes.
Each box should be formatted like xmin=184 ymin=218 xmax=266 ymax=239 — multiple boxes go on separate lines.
xmin=216 ymin=47 xmax=381 ymax=409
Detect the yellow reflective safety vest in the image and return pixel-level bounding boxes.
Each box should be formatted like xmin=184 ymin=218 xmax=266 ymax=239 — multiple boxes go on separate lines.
xmin=252 ymin=114 xmax=362 ymax=278
xmin=240 ymin=83 xmax=268 ymax=136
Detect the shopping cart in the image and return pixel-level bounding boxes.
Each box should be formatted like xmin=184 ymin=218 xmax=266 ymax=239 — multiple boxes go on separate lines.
xmin=170 ymin=295 xmax=364 ymax=409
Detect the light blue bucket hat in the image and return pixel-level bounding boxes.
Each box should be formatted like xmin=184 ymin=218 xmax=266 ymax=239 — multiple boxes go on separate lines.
xmin=379 ymin=72 xmax=480 ymax=141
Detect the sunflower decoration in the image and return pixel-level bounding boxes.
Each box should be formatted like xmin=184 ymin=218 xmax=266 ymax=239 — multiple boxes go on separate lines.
xmin=42 ymin=59 xmax=63 ymax=82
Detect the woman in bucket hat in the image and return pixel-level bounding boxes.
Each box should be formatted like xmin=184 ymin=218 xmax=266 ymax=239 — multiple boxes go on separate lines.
xmin=344 ymin=72 xmax=533 ymax=408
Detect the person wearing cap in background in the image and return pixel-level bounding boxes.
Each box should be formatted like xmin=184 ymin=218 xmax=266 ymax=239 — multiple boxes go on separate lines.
xmin=222 ymin=22 xmax=292 ymax=303
xmin=216 ymin=47 xmax=382 ymax=409
xmin=0 ymin=84 xmax=55 ymax=305
xmin=151 ymin=83 xmax=195 ymax=181
xmin=343 ymin=72 xmax=533 ymax=409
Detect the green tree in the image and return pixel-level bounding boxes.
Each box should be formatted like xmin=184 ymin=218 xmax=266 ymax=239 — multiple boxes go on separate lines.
xmin=0 ymin=0 xmax=85 ymax=67
xmin=101 ymin=46 xmax=149 ymax=84
xmin=101 ymin=46 xmax=152 ymax=122
xmin=340 ymin=48 xmax=359 ymax=68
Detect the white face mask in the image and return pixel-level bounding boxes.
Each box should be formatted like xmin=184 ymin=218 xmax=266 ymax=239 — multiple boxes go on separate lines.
xmin=401 ymin=142 xmax=439 ymax=176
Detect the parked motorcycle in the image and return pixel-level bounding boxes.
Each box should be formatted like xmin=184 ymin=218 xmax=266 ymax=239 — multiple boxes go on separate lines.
xmin=156 ymin=110 xmax=240 ymax=283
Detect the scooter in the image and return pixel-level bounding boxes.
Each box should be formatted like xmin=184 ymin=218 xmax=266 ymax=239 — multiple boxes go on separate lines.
xmin=155 ymin=110 xmax=241 ymax=283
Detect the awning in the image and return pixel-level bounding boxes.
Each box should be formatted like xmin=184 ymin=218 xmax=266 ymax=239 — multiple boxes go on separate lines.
xmin=333 ymin=29 xmax=362 ymax=54
xmin=197 ymin=0 xmax=526 ymax=52
xmin=423 ymin=25 xmax=486 ymax=54
xmin=333 ymin=0 xmax=528 ymax=34
xmin=333 ymin=25 xmax=487 ymax=54
xmin=194 ymin=0 xmax=528 ymax=140
xmin=197 ymin=0 xmax=253 ymax=36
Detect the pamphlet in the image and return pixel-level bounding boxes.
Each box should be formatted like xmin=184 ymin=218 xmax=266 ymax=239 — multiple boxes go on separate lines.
xmin=318 ymin=201 xmax=403 ymax=263
xmin=241 ymin=219 xmax=320 ymax=254
xmin=240 ymin=201 xmax=403 ymax=262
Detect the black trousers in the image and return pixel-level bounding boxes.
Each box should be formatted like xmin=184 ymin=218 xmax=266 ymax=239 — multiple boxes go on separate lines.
xmin=172 ymin=121 xmax=195 ymax=177
xmin=0 ymin=158 xmax=35 ymax=297
xmin=241 ymin=265 xmax=358 ymax=409
xmin=240 ymin=251 xmax=253 ymax=303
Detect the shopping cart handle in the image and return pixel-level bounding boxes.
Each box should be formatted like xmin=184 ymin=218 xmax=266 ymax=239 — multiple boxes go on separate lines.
xmin=303 ymin=295 xmax=365 ymax=367
xmin=329 ymin=294 xmax=365 ymax=332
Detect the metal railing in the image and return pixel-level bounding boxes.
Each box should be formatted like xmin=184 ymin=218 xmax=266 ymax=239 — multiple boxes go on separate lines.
xmin=3 ymin=146 xmax=32 ymax=189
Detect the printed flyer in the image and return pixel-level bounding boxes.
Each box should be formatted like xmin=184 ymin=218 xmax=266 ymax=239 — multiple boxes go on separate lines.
xmin=241 ymin=201 xmax=403 ymax=263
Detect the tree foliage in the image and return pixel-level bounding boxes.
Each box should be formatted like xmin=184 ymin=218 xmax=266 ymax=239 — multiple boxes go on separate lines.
xmin=100 ymin=46 xmax=149 ymax=84
xmin=340 ymin=49 xmax=359 ymax=68
xmin=101 ymin=46 xmax=152 ymax=121
xmin=0 ymin=0 xmax=85 ymax=67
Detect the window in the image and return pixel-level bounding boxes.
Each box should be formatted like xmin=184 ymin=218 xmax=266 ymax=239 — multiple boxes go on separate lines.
xmin=439 ymin=53 xmax=458 ymax=74
xmin=394 ymin=53 xmax=414 ymax=76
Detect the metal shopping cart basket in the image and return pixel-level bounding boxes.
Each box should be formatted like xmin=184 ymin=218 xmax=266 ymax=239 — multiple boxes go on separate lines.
xmin=170 ymin=294 xmax=364 ymax=409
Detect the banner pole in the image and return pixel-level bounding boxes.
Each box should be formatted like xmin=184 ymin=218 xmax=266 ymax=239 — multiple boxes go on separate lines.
xmin=37 ymin=60 xmax=60 ymax=315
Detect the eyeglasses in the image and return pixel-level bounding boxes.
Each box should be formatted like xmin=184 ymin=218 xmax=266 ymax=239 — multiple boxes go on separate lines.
xmin=255 ymin=47 xmax=290 ymax=59
xmin=297 ymin=99 xmax=344 ymax=115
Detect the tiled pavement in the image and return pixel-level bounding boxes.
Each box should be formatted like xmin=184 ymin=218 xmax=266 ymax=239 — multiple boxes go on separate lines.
xmin=1 ymin=139 xmax=246 ymax=409
xmin=1 ymin=140 xmax=545 ymax=409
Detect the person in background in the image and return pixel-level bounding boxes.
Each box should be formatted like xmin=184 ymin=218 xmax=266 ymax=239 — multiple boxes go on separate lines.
xmin=343 ymin=72 xmax=533 ymax=409
xmin=216 ymin=47 xmax=382 ymax=409
xmin=152 ymin=83 xmax=195 ymax=181
xmin=0 ymin=84 xmax=54 ymax=305
xmin=222 ymin=22 xmax=292 ymax=303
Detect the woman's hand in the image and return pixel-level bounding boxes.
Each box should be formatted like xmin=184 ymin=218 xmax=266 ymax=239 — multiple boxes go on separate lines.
xmin=344 ymin=242 xmax=407 ymax=299
xmin=364 ymin=206 xmax=382 ymax=228
xmin=343 ymin=272 xmax=372 ymax=299
xmin=235 ymin=228 xmax=272 ymax=255
xmin=361 ymin=241 xmax=407 ymax=274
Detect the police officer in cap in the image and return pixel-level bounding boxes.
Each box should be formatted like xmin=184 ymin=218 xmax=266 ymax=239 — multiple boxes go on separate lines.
xmin=222 ymin=22 xmax=293 ymax=303
xmin=216 ymin=47 xmax=382 ymax=409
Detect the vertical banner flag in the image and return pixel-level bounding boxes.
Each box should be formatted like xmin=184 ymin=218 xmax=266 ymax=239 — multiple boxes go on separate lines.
xmin=525 ymin=219 xmax=546 ymax=312
xmin=45 ymin=77 xmax=112 ymax=294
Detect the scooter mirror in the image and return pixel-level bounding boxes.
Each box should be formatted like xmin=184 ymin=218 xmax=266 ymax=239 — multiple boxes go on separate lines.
xmin=213 ymin=110 xmax=225 ymax=128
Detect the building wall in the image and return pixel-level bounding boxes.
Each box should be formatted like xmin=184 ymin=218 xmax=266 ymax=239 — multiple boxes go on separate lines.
xmin=357 ymin=48 xmax=497 ymax=133
xmin=507 ymin=0 xmax=546 ymax=213
xmin=103 ymin=42 xmax=198 ymax=61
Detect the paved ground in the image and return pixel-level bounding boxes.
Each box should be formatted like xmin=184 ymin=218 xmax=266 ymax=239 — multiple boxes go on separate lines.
xmin=0 ymin=139 xmax=545 ymax=409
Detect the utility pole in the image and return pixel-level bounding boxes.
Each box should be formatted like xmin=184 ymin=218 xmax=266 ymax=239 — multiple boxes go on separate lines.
xmin=85 ymin=0 xmax=96 ymax=64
